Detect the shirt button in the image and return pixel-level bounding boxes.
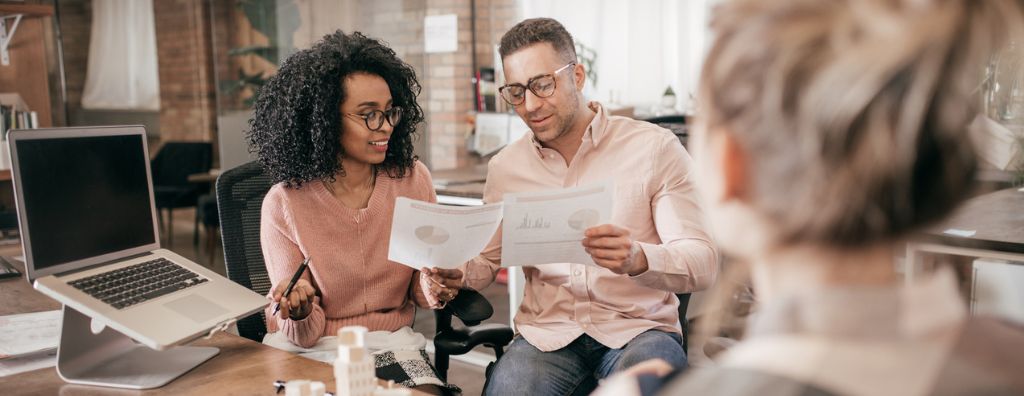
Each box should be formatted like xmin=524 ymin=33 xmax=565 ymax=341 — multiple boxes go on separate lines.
xmin=574 ymin=269 xmax=582 ymax=276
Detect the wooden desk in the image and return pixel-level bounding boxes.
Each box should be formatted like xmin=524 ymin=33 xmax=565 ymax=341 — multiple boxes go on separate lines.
xmin=906 ymin=187 xmax=1024 ymax=282
xmin=186 ymin=169 xmax=221 ymax=184
xmin=0 ymin=252 xmax=426 ymax=395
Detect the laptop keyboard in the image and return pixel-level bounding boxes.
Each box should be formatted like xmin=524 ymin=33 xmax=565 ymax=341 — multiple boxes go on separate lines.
xmin=68 ymin=258 xmax=208 ymax=310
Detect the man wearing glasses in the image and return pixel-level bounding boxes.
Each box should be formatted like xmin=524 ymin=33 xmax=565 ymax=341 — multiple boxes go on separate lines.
xmin=423 ymin=18 xmax=718 ymax=395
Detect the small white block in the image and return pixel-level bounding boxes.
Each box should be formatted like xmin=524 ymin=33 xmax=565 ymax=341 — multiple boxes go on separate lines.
xmin=285 ymin=380 xmax=312 ymax=396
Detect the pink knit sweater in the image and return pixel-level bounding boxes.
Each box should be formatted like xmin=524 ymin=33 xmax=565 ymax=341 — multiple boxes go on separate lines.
xmin=260 ymin=161 xmax=437 ymax=348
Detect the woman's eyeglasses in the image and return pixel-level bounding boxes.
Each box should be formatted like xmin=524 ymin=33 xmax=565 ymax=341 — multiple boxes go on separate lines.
xmin=498 ymin=62 xmax=576 ymax=106
xmin=345 ymin=106 xmax=403 ymax=131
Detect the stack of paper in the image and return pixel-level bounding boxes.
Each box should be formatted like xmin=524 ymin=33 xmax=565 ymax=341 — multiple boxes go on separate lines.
xmin=0 ymin=310 xmax=61 ymax=377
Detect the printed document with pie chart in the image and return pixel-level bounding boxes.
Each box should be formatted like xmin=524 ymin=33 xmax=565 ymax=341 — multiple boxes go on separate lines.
xmin=501 ymin=181 xmax=614 ymax=267
xmin=388 ymin=197 xmax=503 ymax=269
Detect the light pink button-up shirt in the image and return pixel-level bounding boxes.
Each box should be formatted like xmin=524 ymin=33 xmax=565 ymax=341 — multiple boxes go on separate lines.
xmin=460 ymin=102 xmax=718 ymax=352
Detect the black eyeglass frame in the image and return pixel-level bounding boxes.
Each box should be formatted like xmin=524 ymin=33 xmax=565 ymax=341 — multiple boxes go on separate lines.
xmin=497 ymin=62 xmax=577 ymax=106
xmin=344 ymin=106 xmax=404 ymax=131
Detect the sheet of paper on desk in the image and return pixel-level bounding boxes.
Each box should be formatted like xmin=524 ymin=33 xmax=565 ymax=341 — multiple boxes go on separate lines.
xmin=388 ymin=198 xmax=503 ymax=269
xmin=0 ymin=350 xmax=57 ymax=377
xmin=0 ymin=310 xmax=61 ymax=360
xmin=501 ymin=181 xmax=614 ymax=267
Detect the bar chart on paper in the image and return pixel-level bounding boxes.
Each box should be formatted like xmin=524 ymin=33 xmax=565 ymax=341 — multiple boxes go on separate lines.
xmin=502 ymin=182 xmax=614 ymax=267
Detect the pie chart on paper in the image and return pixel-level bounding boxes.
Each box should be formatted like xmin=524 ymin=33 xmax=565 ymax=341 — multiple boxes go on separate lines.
xmin=567 ymin=209 xmax=600 ymax=231
xmin=415 ymin=225 xmax=450 ymax=245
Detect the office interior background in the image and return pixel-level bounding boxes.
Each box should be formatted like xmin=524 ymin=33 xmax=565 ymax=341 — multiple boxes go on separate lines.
xmin=2 ymin=0 xmax=1023 ymax=394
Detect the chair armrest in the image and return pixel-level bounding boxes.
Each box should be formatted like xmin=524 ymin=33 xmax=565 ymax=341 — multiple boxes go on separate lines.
xmin=434 ymin=323 xmax=515 ymax=356
xmin=442 ymin=288 xmax=493 ymax=326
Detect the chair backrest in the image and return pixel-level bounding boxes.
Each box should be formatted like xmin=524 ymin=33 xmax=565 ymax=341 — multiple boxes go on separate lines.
xmin=152 ymin=142 xmax=213 ymax=186
xmin=216 ymin=160 xmax=274 ymax=342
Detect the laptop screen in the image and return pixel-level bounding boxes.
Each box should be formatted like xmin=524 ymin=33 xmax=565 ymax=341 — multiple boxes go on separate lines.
xmin=11 ymin=127 xmax=158 ymax=279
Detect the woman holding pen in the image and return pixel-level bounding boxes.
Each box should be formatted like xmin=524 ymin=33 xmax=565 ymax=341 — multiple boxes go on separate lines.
xmin=248 ymin=30 xmax=458 ymax=395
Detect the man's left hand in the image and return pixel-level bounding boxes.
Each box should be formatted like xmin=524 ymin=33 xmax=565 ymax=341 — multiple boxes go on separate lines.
xmin=582 ymin=224 xmax=648 ymax=276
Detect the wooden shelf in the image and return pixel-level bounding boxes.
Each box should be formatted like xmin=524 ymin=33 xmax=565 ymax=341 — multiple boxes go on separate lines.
xmin=0 ymin=4 xmax=53 ymax=18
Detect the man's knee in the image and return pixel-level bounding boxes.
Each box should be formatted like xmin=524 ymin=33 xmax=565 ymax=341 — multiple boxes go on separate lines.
xmin=484 ymin=339 xmax=546 ymax=394
xmin=485 ymin=337 xmax=591 ymax=396
xmin=618 ymin=330 xmax=686 ymax=370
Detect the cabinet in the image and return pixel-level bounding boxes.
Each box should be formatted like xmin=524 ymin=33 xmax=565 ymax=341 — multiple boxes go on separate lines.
xmin=0 ymin=3 xmax=58 ymax=129
xmin=0 ymin=3 xmax=58 ymax=230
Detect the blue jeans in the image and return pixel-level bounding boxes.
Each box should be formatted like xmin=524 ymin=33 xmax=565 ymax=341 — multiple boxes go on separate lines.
xmin=484 ymin=330 xmax=686 ymax=396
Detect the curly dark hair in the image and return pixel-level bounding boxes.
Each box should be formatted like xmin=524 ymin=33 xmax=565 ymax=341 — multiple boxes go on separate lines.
xmin=247 ymin=30 xmax=424 ymax=187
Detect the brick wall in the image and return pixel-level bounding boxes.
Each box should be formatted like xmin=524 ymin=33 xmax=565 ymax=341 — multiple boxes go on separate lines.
xmin=154 ymin=0 xmax=217 ymax=142
xmin=56 ymin=0 xmax=91 ymax=117
xmin=56 ymin=0 xmax=518 ymax=166
xmin=355 ymin=0 xmax=519 ymax=170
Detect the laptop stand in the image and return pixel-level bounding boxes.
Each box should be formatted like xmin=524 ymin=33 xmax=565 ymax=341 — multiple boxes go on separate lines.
xmin=55 ymin=305 xmax=220 ymax=389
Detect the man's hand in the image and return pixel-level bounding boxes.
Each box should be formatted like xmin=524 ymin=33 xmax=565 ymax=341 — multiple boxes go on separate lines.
xmin=421 ymin=267 xmax=464 ymax=304
xmin=270 ymin=278 xmax=317 ymax=321
xmin=582 ymin=224 xmax=648 ymax=276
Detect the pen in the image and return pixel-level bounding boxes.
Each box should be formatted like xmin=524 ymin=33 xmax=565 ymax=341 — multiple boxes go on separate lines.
xmin=272 ymin=257 xmax=310 ymax=316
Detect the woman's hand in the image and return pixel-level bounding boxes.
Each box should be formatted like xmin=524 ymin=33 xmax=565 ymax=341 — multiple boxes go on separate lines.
xmin=421 ymin=267 xmax=463 ymax=306
xmin=270 ymin=278 xmax=317 ymax=321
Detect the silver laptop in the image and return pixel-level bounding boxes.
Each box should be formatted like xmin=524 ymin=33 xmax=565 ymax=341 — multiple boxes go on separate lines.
xmin=9 ymin=125 xmax=267 ymax=351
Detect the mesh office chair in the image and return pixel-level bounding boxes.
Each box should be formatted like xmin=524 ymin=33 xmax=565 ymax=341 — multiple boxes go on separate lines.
xmin=216 ymin=161 xmax=514 ymax=380
xmin=216 ymin=161 xmax=274 ymax=341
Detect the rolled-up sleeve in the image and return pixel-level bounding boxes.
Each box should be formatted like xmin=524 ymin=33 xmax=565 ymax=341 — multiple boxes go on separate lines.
xmin=630 ymin=137 xmax=719 ymax=293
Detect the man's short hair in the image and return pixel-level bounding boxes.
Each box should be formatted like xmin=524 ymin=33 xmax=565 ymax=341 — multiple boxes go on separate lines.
xmin=499 ymin=18 xmax=577 ymax=62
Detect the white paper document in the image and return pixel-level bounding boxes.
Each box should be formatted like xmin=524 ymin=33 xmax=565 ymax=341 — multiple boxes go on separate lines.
xmin=501 ymin=181 xmax=614 ymax=267
xmin=0 ymin=310 xmax=61 ymax=359
xmin=0 ymin=351 xmax=56 ymax=378
xmin=388 ymin=198 xmax=503 ymax=269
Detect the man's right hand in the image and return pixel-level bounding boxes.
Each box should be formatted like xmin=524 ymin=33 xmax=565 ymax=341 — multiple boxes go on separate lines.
xmin=270 ymin=278 xmax=317 ymax=321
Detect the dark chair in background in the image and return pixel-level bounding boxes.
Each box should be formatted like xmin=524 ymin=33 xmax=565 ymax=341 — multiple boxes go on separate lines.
xmin=643 ymin=115 xmax=688 ymax=147
xmin=197 ymin=193 xmax=220 ymax=264
xmin=216 ymin=161 xmax=514 ymax=382
xmin=151 ymin=142 xmax=213 ymax=246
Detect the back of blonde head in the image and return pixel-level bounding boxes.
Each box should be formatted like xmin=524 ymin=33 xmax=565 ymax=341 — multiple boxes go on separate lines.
xmin=701 ymin=0 xmax=1024 ymax=248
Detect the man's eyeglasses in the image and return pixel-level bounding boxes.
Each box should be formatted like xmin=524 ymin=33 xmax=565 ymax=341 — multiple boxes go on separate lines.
xmin=344 ymin=106 xmax=403 ymax=131
xmin=498 ymin=62 xmax=576 ymax=106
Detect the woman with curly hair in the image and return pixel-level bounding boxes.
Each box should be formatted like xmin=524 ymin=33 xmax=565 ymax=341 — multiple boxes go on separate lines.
xmin=248 ymin=31 xmax=456 ymax=394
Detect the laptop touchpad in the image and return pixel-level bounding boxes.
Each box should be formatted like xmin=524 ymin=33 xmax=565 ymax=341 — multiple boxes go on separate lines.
xmin=165 ymin=294 xmax=230 ymax=323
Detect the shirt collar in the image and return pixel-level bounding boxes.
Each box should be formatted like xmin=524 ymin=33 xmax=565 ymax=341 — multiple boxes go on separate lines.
xmin=746 ymin=268 xmax=967 ymax=341
xmin=528 ymin=101 xmax=609 ymax=158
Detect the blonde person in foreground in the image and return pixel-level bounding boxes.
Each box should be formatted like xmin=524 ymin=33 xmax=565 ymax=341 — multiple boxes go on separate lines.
xmin=594 ymin=0 xmax=1024 ymax=395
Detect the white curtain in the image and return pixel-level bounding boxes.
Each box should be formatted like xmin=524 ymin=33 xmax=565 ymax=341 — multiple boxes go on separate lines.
xmin=82 ymin=0 xmax=160 ymax=110
xmin=519 ymin=0 xmax=712 ymax=113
